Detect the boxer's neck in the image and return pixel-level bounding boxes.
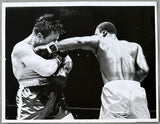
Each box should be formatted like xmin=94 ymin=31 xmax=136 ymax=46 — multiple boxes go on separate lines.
xmin=26 ymin=33 xmax=39 ymax=48
xmin=105 ymin=34 xmax=118 ymax=42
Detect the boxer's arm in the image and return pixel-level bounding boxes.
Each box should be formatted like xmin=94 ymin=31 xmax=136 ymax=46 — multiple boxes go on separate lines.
xmin=56 ymin=35 xmax=99 ymax=53
xmin=13 ymin=44 xmax=61 ymax=77
xmin=48 ymin=55 xmax=73 ymax=89
xmin=135 ymin=44 xmax=149 ymax=82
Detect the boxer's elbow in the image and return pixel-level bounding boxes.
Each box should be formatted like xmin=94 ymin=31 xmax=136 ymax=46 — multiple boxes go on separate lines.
xmin=45 ymin=65 xmax=58 ymax=77
xmin=40 ymin=69 xmax=55 ymax=77
xmin=139 ymin=67 xmax=149 ymax=77
xmin=40 ymin=62 xmax=58 ymax=77
xmin=42 ymin=70 xmax=54 ymax=77
xmin=137 ymin=67 xmax=149 ymax=82
xmin=143 ymin=65 xmax=149 ymax=76
xmin=38 ymin=70 xmax=52 ymax=77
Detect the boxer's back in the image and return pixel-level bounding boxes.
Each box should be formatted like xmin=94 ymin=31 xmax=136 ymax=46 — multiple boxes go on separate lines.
xmin=11 ymin=42 xmax=40 ymax=82
xmin=97 ymin=38 xmax=138 ymax=84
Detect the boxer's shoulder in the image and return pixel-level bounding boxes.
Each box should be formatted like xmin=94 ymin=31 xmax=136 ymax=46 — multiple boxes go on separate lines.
xmin=12 ymin=41 xmax=33 ymax=58
xmin=116 ymin=40 xmax=139 ymax=53
xmin=120 ymin=40 xmax=138 ymax=47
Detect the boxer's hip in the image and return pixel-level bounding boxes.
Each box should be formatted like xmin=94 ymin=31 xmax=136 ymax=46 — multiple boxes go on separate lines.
xmin=100 ymin=80 xmax=150 ymax=119
xmin=16 ymin=78 xmax=54 ymax=120
xmin=102 ymin=80 xmax=146 ymax=104
xmin=16 ymin=87 xmax=59 ymax=120
xmin=16 ymin=79 xmax=70 ymax=120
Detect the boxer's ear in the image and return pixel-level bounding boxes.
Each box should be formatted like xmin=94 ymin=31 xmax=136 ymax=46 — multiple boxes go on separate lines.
xmin=102 ymin=30 xmax=108 ymax=37
xmin=37 ymin=32 xmax=44 ymax=39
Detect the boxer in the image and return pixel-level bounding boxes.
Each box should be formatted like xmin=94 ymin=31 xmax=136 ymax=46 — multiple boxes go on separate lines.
xmin=37 ymin=21 xmax=150 ymax=119
xmin=11 ymin=14 xmax=74 ymax=120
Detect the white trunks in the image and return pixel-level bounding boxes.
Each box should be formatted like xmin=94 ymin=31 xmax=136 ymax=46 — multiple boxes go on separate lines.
xmin=16 ymin=79 xmax=72 ymax=120
xmin=99 ymin=80 xmax=150 ymax=119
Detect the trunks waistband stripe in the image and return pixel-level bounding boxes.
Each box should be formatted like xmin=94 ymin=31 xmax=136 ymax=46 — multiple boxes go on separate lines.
xmin=19 ymin=78 xmax=49 ymax=88
xmin=104 ymin=80 xmax=140 ymax=88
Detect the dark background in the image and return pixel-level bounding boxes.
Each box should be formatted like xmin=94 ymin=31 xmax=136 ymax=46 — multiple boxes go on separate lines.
xmin=5 ymin=6 xmax=156 ymax=119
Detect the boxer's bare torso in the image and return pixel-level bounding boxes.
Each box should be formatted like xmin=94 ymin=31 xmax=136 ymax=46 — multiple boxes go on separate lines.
xmin=11 ymin=41 xmax=40 ymax=81
xmin=96 ymin=36 xmax=149 ymax=84
xmin=97 ymin=37 xmax=138 ymax=83
xmin=57 ymin=34 xmax=149 ymax=85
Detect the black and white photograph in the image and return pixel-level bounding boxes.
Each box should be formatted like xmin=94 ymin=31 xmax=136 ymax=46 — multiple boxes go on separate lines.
xmin=1 ymin=1 xmax=159 ymax=123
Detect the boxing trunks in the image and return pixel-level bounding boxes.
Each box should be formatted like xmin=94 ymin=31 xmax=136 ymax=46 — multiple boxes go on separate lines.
xmin=99 ymin=80 xmax=150 ymax=119
xmin=16 ymin=78 xmax=71 ymax=120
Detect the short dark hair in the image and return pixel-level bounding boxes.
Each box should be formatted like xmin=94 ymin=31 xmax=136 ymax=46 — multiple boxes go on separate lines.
xmin=96 ymin=22 xmax=117 ymax=35
xmin=33 ymin=14 xmax=64 ymax=38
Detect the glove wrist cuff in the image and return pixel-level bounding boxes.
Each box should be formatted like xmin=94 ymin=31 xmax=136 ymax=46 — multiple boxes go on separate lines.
xmin=50 ymin=44 xmax=58 ymax=52
xmin=46 ymin=43 xmax=58 ymax=53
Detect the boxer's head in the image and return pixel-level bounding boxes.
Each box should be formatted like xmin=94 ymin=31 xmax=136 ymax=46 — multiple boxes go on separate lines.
xmin=33 ymin=14 xmax=64 ymax=46
xmin=95 ymin=22 xmax=117 ymax=37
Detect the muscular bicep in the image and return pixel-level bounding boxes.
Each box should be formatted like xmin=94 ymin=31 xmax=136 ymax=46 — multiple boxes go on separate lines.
xmin=17 ymin=46 xmax=59 ymax=77
xmin=136 ymin=45 xmax=149 ymax=73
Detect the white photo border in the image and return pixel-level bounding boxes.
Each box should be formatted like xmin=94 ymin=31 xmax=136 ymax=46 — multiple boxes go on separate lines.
xmin=1 ymin=1 xmax=159 ymax=123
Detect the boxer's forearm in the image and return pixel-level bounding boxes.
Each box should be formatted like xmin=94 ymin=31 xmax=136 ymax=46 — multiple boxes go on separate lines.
xmin=31 ymin=58 xmax=60 ymax=77
xmin=34 ymin=46 xmax=51 ymax=59
xmin=56 ymin=36 xmax=99 ymax=52
xmin=34 ymin=36 xmax=99 ymax=53
xmin=57 ymin=37 xmax=82 ymax=52
xmin=16 ymin=46 xmax=60 ymax=77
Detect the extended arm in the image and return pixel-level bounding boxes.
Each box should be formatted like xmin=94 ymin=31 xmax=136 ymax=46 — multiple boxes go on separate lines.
xmin=135 ymin=44 xmax=149 ymax=82
xmin=33 ymin=35 xmax=100 ymax=56
xmin=56 ymin=35 xmax=99 ymax=53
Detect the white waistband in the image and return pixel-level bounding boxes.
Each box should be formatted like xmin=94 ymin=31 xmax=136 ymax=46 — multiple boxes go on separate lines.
xmin=104 ymin=80 xmax=140 ymax=87
xmin=19 ymin=78 xmax=49 ymax=88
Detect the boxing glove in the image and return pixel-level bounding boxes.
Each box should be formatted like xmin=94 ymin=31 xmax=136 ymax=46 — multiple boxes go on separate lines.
xmin=34 ymin=45 xmax=64 ymax=65
xmin=48 ymin=43 xmax=58 ymax=53
xmin=34 ymin=45 xmax=51 ymax=59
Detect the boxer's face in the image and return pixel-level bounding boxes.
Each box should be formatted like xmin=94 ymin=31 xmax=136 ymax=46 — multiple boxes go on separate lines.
xmin=95 ymin=28 xmax=108 ymax=37
xmin=95 ymin=28 xmax=103 ymax=37
xmin=95 ymin=28 xmax=100 ymax=35
xmin=44 ymin=30 xmax=60 ymax=43
xmin=37 ymin=30 xmax=60 ymax=46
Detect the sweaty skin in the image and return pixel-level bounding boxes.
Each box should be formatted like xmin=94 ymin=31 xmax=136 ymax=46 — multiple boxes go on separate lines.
xmin=56 ymin=34 xmax=149 ymax=84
